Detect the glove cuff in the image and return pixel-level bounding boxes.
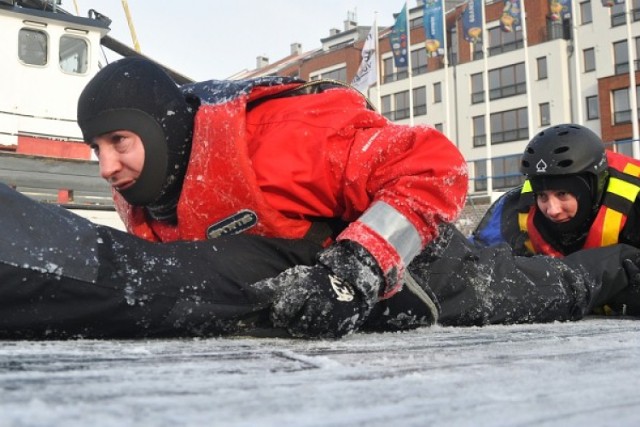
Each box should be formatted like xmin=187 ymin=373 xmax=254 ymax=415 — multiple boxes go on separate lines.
xmin=336 ymin=201 xmax=423 ymax=298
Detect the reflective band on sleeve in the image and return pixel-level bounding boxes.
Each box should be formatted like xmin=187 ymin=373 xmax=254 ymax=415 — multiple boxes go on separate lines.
xmin=357 ymin=201 xmax=423 ymax=266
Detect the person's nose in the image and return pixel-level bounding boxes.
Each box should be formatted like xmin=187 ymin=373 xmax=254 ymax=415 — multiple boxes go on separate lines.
xmin=545 ymin=197 xmax=563 ymax=217
xmin=98 ymin=147 xmax=122 ymax=182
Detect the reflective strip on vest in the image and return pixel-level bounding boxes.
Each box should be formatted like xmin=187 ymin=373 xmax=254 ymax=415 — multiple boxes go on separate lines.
xmin=357 ymin=201 xmax=422 ymax=267
xmin=623 ymin=162 xmax=640 ymax=177
xmin=601 ymin=208 xmax=623 ymax=246
xmin=608 ymin=176 xmax=640 ymax=202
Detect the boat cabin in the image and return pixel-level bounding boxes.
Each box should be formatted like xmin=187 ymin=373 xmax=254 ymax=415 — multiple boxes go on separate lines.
xmin=0 ymin=0 xmax=109 ymax=159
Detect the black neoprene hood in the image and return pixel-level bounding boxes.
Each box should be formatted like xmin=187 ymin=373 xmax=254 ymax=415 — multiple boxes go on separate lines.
xmin=77 ymin=57 xmax=193 ymax=207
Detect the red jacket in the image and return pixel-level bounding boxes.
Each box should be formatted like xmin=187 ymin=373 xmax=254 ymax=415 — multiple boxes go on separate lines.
xmin=116 ymin=79 xmax=468 ymax=296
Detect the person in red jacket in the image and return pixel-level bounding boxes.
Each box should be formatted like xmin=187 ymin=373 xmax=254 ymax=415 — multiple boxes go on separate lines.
xmin=75 ymin=57 xmax=468 ymax=338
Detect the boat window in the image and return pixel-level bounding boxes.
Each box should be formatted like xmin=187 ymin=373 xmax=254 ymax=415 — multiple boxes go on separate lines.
xmin=60 ymin=35 xmax=89 ymax=74
xmin=18 ymin=28 xmax=48 ymax=66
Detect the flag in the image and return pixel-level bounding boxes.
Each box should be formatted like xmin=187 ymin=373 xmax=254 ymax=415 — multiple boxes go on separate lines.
xmin=601 ymin=0 xmax=624 ymax=6
xmin=500 ymin=0 xmax=523 ymax=32
xmin=423 ymin=0 xmax=445 ymax=56
xmin=351 ymin=25 xmax=377 ymax=93
xmin=462 ymin=0 xmax=483 ymax=43
xmin=548 ymin=0 xmax=572 ymax=20
xmin=389 ymin=3 xmax=409 ymax=68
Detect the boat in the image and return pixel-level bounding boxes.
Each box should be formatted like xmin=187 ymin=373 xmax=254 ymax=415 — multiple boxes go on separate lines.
xmin=0 ymin=0 xmax=190 ymax=229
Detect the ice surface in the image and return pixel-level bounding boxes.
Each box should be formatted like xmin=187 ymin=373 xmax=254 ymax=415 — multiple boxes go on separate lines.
xmin=1 ymin=318 xmax=639 ymax=427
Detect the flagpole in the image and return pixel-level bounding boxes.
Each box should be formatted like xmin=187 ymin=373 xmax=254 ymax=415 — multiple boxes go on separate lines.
xmin=406 ymin=3 xmax=415 ymax=125
xmin=571 ymin=0 xmax=584 ymax=124
xmin=374 ymin=15 xmax=382 ymax=111
xmin=625 ymin=0 xmax=640 ymax=158
xmin=520 ymin=0 xmax=534 ymax=139
xmin=442 ymin=0 xmax=451 ymax=136
xmin=481 ymin=0 xmax=493 ymax=197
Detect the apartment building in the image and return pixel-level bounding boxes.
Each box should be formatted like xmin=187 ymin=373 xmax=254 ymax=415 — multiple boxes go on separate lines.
xmin=235 ymin=0 xmax=640 ymax=199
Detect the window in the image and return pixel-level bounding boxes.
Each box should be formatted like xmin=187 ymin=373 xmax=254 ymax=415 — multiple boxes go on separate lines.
xmin=412 ymin=49 xmax=428 ymax=76
xmin=488 ymin=63 xmax=526 ymax=100
xmin=394 ymin=91 xmax=410 ymax=120
xmin=488 ymin=26 xmax=523 ymax=56
xmin=383 ymin=56 xmax=407 ymax=83
xmin=539 ymin=103 xmax=550 ymax=126
xmin=471 ymin=72 xmax=484 ymax=103
xmin=472 ymin=116 xmax=486 ymax=147
xmin=383 ymin=57 xmax=394 ymax=84
xmin=537 ymin=57 xmax=548 ymax=80
xmin=486 ymin=108 xmax=529 ymax=145
xmin=611 ymin=2 xmax=627 ymax=27
xmin=473 ymin=40 xmax=483 ymax=60
xmin=583 ymin=48 xmax=595 ymax=72
xmin=18 ymin=28 xmax=48 ymax=66
xmin=381 ymin=95 xmax=392 ymax=120
xmin=580 ymin=1 xmax=592 ymax=24
xmin=614 ymin=40 xmax=628 ymax=74
xmin=613 ymin=88 xmax=631 ymax=124
xmin=59 ymin=35 xmax=88 ymax=74
xmin=434 ymin=82 xmax=442 ymax=103
xmin=474 ymin=160 xmax=487 ymax=192
xmin=320 ymin=67 xmax=347 ymax=83
xmin=586 ymin=95 xmax=599 ymax=120
xmin=493 ymin=154 xmax=525 ymax=190
xmin=413 ymin=86 xmax=427 ymax=116
xmin=612 ymin=87 xmax=640 ymax=124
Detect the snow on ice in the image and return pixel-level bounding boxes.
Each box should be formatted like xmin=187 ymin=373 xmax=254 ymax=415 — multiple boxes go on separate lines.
xmin=1 ymin=317 xmax=639 ymax=427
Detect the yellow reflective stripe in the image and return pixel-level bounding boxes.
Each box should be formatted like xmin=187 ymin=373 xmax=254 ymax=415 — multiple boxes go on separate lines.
xmin=518 ymin=212 xmax=528 ymax=232
xmin=521 ymin=180 xmax=533 ymax=194
xmin=607 ymin=176 xmax=640 ymax=202
xmin=623 ymin=163 xmax=640 ymax=177
xmin=524 ymin=240 xmax=534 ymax=254
xmin=601 ymin=208 xmax=622 ymax=246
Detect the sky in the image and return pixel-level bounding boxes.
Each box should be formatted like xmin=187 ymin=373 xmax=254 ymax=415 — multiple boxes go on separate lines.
xmin=68 ymin=0 xmax=405 ymax=81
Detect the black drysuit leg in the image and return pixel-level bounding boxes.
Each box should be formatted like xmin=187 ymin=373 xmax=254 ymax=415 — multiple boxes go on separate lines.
xmin=366 ymin=224 xmax=638 ymax=329
xmin=0 ymin=184 xmax=321 ymax=339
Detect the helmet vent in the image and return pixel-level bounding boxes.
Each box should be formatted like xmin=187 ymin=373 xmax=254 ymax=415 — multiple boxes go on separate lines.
xmin=558 ymin=159 xmax=573 ymax=168
xmin=553 ymin=146 xmax=569 ymax=154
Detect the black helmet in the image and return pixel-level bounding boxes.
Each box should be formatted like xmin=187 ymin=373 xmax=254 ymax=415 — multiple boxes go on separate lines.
xmin=77 ymin=57 xmax=195 ymax=221
xmin=520 ymin=123 xmax=608 ymax=204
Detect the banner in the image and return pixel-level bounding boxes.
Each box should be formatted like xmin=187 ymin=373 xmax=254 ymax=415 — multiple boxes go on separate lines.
xmin=389 ymin=3 xmax=409 ymax=68
xmin=500 ymin=0 xmax=523 ymax=32
xmin=461 ymin=0 xmax=483 ymax=43
xmin=601 ymin=0 xmax=624 ymax=6
xmin=423 ymin=0 xmax=444 ymax=56
xmin=549 ymin=0 xmax=572 ymax=21
xmin=351 ymin=25 xmax=378 ymax=93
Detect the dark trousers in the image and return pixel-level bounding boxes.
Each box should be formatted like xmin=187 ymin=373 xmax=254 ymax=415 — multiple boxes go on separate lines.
xmin=0 ymin=184 xmax=321 ymax=339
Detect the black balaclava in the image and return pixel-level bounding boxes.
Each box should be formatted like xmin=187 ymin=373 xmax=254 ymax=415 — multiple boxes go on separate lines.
xmin=77 ymin=57 xmax=195 ymax=223
xmin=530 ymin=174 xmax=595 ymax=252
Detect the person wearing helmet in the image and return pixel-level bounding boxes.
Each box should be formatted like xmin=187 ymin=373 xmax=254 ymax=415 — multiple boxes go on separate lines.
xmin=472 ymin=123 xmax=640 ymax=315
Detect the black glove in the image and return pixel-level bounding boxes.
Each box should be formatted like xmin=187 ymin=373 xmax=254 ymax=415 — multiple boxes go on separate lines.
xmin=614 ymin=257 xmax=640 ymax=316
xmin=623 ymin=258 xmax=640 ymax=288
xmin=267 ymin=241 xmax=384 ymax=338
